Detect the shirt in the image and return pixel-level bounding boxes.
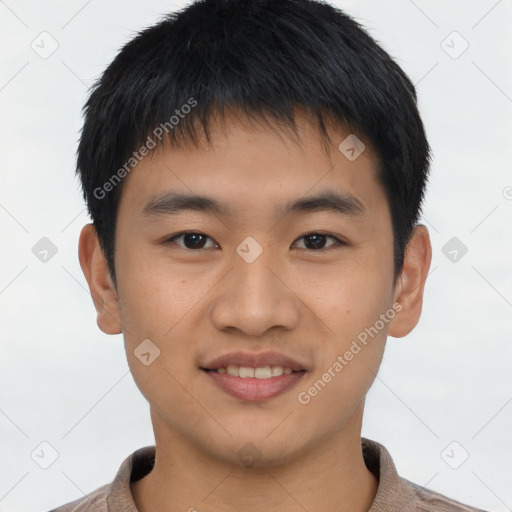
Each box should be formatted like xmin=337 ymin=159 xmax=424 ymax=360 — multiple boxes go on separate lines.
xmin=48 ymin=438 xmax=489 ymax=512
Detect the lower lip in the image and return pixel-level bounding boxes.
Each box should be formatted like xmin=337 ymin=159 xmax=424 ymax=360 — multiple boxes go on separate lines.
xmin=203 ymin=370 xmax=306 ymax=402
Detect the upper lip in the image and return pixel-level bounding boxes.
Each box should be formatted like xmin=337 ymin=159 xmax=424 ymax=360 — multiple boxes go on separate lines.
xmin=201 ymin=351 xmax=308 ymax=371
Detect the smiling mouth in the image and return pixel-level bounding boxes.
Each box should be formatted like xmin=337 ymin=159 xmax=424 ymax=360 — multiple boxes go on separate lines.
xmin=202 ymin=365 xmax=305 ymax=379
xmin=201 ymin=366 xmax=307 ymax=401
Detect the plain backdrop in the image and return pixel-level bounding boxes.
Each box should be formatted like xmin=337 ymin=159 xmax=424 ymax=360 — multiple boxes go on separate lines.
xmin=0 ymin=1 xmax=511 ymax=511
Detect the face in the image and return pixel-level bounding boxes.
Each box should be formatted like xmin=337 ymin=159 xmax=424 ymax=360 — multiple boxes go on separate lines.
xmin=81 ymin=110 xmax=428 ymax=467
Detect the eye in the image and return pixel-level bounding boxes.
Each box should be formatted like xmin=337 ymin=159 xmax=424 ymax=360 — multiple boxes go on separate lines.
xmin=164 ymin=231 xmax=345 ymax=251
xmin=166 ymin=232 xmax=219 ymax=250
xmin=292 ymin=233 xmax=344 ymax=251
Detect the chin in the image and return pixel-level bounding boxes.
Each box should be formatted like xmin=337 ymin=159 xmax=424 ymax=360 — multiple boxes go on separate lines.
xmin=200 ymin=430 xmax=310 ymax=469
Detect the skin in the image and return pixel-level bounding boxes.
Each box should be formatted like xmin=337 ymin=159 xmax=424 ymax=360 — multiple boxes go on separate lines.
xmin=79 ymin=109 xmax=431 ymax=512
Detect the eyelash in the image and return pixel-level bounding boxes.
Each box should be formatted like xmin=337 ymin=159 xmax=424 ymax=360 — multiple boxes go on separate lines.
xmin=164 ymin=231 xmax=346 ymax=252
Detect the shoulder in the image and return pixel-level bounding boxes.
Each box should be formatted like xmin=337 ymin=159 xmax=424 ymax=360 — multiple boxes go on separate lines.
xmin=402 ymin=477 xmax=491 ymax=512
xmin=362 ymin=438 xmax=492 ymax=512
xmin=47 ymin=482 xmax=110 ymax=512
xmin=46 ymin=445 xmax=155 ymax=512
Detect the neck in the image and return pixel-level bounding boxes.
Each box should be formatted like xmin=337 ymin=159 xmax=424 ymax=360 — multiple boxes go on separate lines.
xmin=131 ymin=405 xmax=378 ymax=512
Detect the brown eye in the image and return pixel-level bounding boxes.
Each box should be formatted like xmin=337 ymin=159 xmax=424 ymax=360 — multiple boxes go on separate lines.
xmin=167 ymin=232 xmax=218 ymax=249
xmin=165 ymin=232 xmax=344 ymax=252
xmin=293 ymin=233 xmax=344 ymax=251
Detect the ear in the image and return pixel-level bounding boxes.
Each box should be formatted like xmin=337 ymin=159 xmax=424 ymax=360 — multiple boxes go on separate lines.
xmin=78 ymin=223 xmax=122 ymax=335
xmin=388 ymin=224 xmax=432 ymax=338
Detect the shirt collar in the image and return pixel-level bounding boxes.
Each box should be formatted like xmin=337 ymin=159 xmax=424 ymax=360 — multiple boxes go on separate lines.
xmin=105 ymin=438 xmax=410 ymax=511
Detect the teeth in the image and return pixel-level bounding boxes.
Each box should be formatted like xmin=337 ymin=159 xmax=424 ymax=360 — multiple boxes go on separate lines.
xmin=218 ymin=365 xmax=296 ymax=379
xmin=239 ymin=366 xmax=254 ymax=378
xmin=227 ymin=365 xmax=239 ymax=377
xmin=271 ymin=366 xmax=283 ymax=377
xmin=255 ymin=366 xmax=272 ymax=379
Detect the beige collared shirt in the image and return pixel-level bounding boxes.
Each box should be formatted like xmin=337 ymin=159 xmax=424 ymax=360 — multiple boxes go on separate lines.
xmin=49 ymin=438 xmax=489 ymax=511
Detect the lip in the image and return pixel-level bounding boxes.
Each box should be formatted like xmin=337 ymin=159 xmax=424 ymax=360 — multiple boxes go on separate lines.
xmin=203 ymin=369 xmax=306 ymax=401
xmin=201 ymin=350 xmax=308 ymax=372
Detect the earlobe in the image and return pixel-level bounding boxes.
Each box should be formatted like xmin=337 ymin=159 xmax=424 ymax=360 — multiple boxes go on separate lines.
xmin=388 ymin=224 xmax=432 ymax=338
xmin=78 ymin=223 xmax=122 ymax=335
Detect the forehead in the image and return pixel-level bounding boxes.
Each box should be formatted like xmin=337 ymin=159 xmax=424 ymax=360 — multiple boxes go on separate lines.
xmin=117 ymin=110 xmax=385 ymax=223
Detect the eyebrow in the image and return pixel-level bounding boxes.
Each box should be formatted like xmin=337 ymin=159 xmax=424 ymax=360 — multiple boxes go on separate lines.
xmin=142 ymin=189 xmax=366 ymax=220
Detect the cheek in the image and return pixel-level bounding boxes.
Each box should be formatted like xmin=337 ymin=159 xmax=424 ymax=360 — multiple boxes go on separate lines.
xmin=126 ymin=350 xmax=212 ymax=449
xmin=294 ymin=316 xmax=387 ymax=439
xmin=115 ymin=250 xmax=208 ymax=380
xmin=293 ymin=259 xmax=392 ymax=416
xmin=116 ymin=245 xmax=200 ymax=337
xmin=310 ymin=262 xmax=393 ymax=338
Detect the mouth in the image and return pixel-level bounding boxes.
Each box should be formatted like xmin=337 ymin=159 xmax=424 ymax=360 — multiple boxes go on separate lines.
xmin=201 ymin=367 xmax=306 ymax=402
xmin=200 ymin=351 xmax=309 ymax=402
xmin=202 ymin=365 xmax=303 ymax=378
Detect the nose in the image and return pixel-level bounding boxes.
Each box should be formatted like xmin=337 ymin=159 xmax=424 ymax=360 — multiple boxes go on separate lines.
xmin=209 ymin=239 xmax=300 ymax=338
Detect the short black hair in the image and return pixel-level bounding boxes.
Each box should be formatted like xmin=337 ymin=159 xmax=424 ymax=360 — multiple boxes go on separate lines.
xmin=77 ymin=0 xmax=431 ymax=289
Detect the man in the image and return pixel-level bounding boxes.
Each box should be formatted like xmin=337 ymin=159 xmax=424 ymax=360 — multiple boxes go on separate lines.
xmin=50 ymin=0 xmax=489 ymax=510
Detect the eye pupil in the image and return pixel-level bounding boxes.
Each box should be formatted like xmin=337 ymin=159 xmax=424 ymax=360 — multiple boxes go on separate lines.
xmin=184 ymin=233 xmax=206 ymax=249
xmin=304 ymin=234 xmax=326 ymax=250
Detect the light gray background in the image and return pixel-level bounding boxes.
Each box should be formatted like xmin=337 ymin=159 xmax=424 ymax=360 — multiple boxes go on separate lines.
xmin=1 ymin=1 xmax=511 ymax=511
